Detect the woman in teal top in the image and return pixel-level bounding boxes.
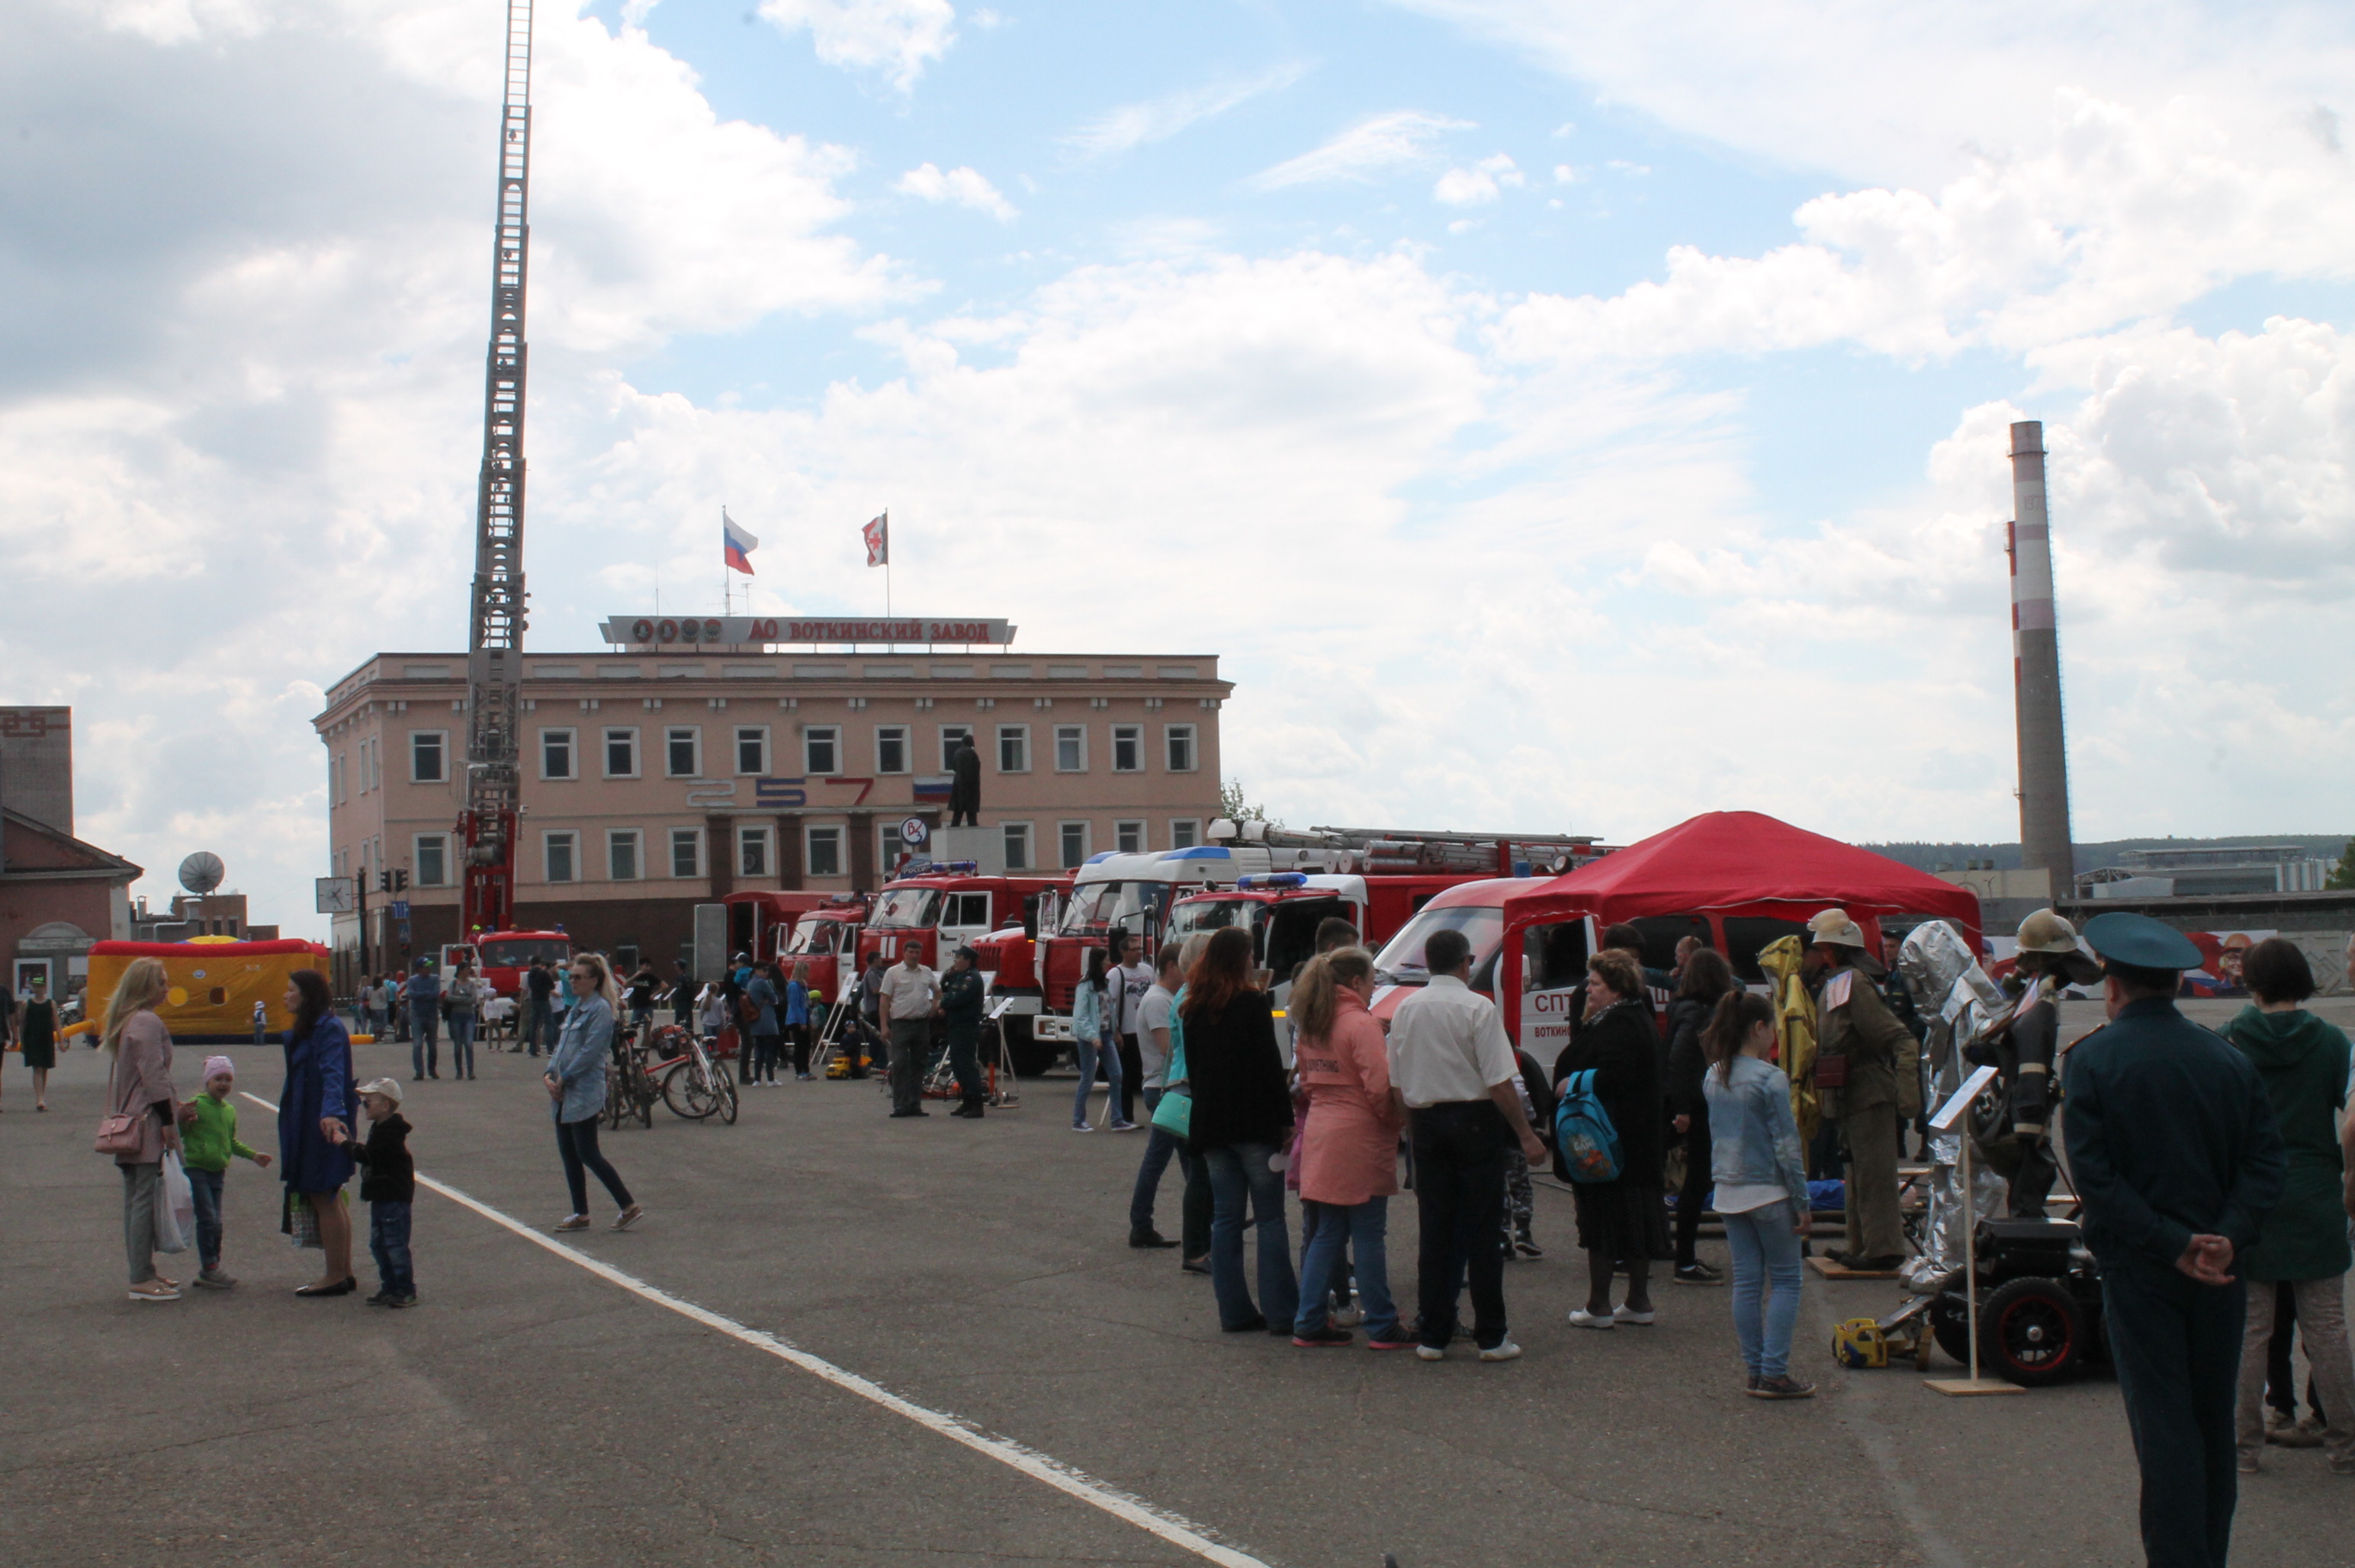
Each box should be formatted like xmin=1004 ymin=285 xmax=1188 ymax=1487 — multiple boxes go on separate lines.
xmin=2225 ymin=938 xmax=2355 ymax=1472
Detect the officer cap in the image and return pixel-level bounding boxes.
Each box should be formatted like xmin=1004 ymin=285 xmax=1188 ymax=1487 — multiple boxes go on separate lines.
xmin=2080 ymin=911 xmax=2204 ymax=972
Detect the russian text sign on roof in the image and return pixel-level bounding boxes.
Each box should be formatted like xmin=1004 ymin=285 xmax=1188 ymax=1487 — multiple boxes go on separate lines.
xmin=600 ymin=616 xmax=1016 ymax=647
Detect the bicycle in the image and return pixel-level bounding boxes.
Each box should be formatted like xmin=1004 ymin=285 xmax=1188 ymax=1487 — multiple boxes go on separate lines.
xmin=604 ymin=1024 xmax=658 ymax=1129
xmin=644 ymin=1023 xmax=738 ymax=1124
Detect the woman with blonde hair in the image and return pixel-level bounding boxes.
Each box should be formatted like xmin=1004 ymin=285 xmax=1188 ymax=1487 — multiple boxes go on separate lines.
xmin=545 ymin=953 xmax=644 ymax=1232
xmin=103 ymin=958 xmax=186 ymax=1302
xmin=1289 ymin=947 xmax=1408 ymax=1348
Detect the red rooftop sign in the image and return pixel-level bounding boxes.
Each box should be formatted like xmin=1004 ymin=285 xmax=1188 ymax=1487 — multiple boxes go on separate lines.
xmin=600 ymin=616 xmax=1016 ymax=647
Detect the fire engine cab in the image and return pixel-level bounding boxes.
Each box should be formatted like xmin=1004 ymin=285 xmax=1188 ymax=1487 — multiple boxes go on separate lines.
xmin=774 ymin=895 xmax=871 ymax=1004
xmin=853 ymin=863 xmax=1071 ymax=978
xmin=468 ymin=928 xmax=573 ymax=1001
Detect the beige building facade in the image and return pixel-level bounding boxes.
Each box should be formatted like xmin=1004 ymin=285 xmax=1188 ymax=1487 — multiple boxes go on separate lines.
xmin=314 ymin=647 xmax=1229 ymax=978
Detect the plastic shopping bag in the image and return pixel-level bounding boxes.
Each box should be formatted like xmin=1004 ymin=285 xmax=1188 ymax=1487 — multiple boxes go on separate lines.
xmin=155 ymin=1152 xmax=194 ymax=1255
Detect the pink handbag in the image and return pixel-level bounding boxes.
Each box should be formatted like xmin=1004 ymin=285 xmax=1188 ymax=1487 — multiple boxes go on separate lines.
xmin=94 ymin=1112 xmax=143 ymax=1155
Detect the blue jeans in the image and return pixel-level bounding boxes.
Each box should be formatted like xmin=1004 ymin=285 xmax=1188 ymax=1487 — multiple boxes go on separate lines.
xmin=448 ymin=1011 xmax=476 ymax=1077
xmin=410 ymin=1004 xmax=439 ymax=1077
xmin=1295 ymin=1197 xmax=1396 ymax=1341
xmin=369 ymin=1200 xmax=415 ymax=1298
xmin=1724 ymin=1200 xmax=1805 ymax=1378
xmin=1129 ymin=1087 xmax=1190 ymax=1235
xmin=1071 ymin=1030 xmax=1124 ymax=1126
xmin=1202 ymin=1142 xmax=1296 ymax=1331
xmin=187 ymin=1165 xmax=227 ymax=1271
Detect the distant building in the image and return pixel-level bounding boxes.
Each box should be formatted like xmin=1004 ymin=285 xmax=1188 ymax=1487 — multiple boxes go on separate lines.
xmin=0 ymin=707 xmax=140 ymax=998
xmin=2087 ymin=844 xmax=2336 ymax=899
xmin=130 ymin=892 xmax=276 ymax=943
xmin=313 ymin=631 xmax=1230 ymax=978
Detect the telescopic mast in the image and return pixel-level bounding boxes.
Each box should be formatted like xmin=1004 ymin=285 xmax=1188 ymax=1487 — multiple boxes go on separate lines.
xmin=458 ymin=0 xmax=535 ymax=937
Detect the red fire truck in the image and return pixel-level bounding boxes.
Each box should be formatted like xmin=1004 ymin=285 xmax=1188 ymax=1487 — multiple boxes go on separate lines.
xmin=1025 ymin=821 xmax=1600 ymax=1068
xmin=722 ymin=890 xmax=833 ymax=967
xmin=851 ymin=862 xmax=1071 ymax=978
xmin=774 ymin=894 xmax=872 ymax=1004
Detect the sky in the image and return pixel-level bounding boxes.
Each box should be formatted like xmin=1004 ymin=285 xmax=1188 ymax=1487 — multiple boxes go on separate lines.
xmin=3 ymin=0 xmax=2352 ymax=938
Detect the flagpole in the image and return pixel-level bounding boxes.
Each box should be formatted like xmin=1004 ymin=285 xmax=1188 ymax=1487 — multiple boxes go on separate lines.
xmin=885 ymin=508 xmax=892 ymax=650
xmin=721 ymin=505 xmax=730 ymax=616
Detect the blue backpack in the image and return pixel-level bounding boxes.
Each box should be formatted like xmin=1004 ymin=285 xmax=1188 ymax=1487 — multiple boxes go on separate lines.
xmin=1553 ymin=1069 xmax=1622 ymax=1184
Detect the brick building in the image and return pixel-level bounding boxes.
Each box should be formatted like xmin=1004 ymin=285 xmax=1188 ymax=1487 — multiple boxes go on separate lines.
xmin=314 ymin=633 xmax=1229 ymax=978
xmin=0 ymin=707 xmax=140 ymax=998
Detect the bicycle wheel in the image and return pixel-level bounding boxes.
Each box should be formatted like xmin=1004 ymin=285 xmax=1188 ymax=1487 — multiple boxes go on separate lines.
xmin=605 ymin=1070 xmax=627 ymax=1129
xmin=633 ymin=1061 xmax=657 ymax=1127
xmin=662 ymin=1060 xmax=720 ymax=1120
xmin=715 ymin=1064 xmax=738 ymax=1125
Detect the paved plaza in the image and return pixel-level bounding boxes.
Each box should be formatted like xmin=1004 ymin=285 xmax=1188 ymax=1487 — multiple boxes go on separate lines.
xmin=7 ymin=1008 xmax=2350 ymax=1568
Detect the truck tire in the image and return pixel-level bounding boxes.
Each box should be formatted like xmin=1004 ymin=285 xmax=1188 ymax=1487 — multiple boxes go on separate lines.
xmin=1002 ymin=1016 xmax=1060 ymax=1078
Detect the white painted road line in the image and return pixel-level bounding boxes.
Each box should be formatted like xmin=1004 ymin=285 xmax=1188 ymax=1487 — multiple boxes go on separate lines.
xmin=243 ymin=1092 xmax=1275 ymax=1568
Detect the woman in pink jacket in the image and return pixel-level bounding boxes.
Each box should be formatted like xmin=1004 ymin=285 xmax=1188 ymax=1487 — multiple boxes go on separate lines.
xmin=1290 ymin=947 xmax=1409 ymax=1348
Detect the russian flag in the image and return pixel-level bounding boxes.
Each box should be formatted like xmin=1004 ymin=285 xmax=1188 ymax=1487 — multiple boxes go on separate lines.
xmin=723 ymin=509 xmax=758 ymax=575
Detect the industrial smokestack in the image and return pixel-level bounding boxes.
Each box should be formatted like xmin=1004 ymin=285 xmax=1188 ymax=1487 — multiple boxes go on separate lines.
xmin=2006 ymin=421 xmax=2076 ymax=898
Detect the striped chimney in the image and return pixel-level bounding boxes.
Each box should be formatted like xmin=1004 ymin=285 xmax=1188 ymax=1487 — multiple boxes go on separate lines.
xmin=2007 ymin=420 xmax=2075 ymax=898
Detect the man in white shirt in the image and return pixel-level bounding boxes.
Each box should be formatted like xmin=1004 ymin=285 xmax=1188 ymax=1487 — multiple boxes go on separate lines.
xmin=1106 ymin=932 xmax=1155 ymax=1127
xmin=1126 ymin=945 xmax=1193 ymax=1250
xmin=877 ymin=945 xmax=942 ymax=1119
xmin=1386 ymin=926 xmax=1547 ymax=1363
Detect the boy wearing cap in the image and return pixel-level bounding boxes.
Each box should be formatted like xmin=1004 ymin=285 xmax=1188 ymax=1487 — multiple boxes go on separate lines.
xmin=182 ymin=1056 xmax=273 ymax=1289
xmin=2063 ymin=911 xmax=2287 ymax=1568
xmin=333 ymin=1078 xmax=417 ymax=1307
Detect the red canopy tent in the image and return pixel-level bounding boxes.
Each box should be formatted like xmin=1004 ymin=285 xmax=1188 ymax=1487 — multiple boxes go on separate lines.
xmin=1545 ymin=810 xmax=1983 ymax=958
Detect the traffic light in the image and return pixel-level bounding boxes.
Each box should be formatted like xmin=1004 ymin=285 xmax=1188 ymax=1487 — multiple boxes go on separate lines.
xmin=376 ymin=869 xmax=410 ymax=893
xmin=394 ymin=869 xmax=409 ymax=893
xmin=379 ymin=871 xmax=392 ymax=893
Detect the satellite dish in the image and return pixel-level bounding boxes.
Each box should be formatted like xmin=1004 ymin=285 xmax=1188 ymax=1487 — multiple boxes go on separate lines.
xmin=178 ymin=852 xmax=226 ymax=896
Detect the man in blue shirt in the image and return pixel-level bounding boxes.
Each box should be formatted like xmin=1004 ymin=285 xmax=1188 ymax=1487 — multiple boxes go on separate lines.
xmin=2063 ymin=912 xmax=2286 ymax=1568
xmin=406 ymin=959 xmax=443 ymax=1081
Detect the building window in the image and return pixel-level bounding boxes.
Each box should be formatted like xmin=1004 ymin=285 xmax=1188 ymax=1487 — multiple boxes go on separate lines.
xmin=875 ymin=725 xmax=909 ymax=774
xmin=734 ymin=725 xmax=768 ymax=776
xmin=938 ymin=725 xmax=973 ymax=770
xmin=356 ymin=737 xmax=374 ymax=794
xmin=603 ymin=727 xmax=640 ymax=778
xmin=545 ymin=831 xmax=578 ymax=884
xmin=1054 ymin=725 xmax=1086 ymax=773
xmin=665 ymin=726 xmax=700 ymax=778
xmin=1002 ymin=821 xmax=1033 ymax=871
xmin=881 ymin=821 xmax=910 ymax=869
xmin=608 ymin=829 xmax=642 ymax=882
xmin=1115 ymin=820 xmax=1145 ymax=853
xmin=1059 ymin=821 xmax=1090 ymax=869
xmin=1111 ymin=725 xmax=1142 ymax=773
xmin=738 ymin=825 xmax=772 ymax=879
xmin=414 ymin=834 xmax=450 ymax=888
xmin=410 ymin=731 xmax=447 ymax=784
xmin=1165 ymin=724 xmax=1197 ymax=773
xmin=1169 ymin=819 xmax=1201 ymax=850
xmin=804 ymin=725 xmax=840 ymax=776
xmin=332 ymin=753 xmax=345 ymax=805
xmin=806 ymin=825 xmax=843 ymax=879
xmin=541 ymin=728 xmax=576 ymax=780
xmin=670 ymin=827 xmax=702 ymax=879
xmin=996 ymin=724 xmax=1030 ymax=773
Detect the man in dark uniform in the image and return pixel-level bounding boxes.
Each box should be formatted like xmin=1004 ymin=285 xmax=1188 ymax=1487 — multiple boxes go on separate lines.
xmin=1806 ymin=908 xmax=1919 ymax=1271
xmin=2064 ymin=911 xmax=2286 ymax=1568
xmin=1971 ymin=908 xmax=2100 ymax=1218
xmin=940 ymin=947 xmax=988 ymax=1118
xmin=947 ymin=737 xmax=982 ymax=827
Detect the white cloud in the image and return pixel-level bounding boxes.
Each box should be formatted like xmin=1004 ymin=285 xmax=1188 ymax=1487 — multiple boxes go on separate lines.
xmin=1435 ymin=152 xmax=1524 ymax=204
xmin=1062 ymin=63 xmax=1309 ymax=159
xmin=1248 ymin=109 xmax=1473 ymax=190
xmin=757 ymin=0 xmax=956 ymax=92
xmin=1383 ymin=0 xmax=2355 ymax=188
xmin=894 ymin=161 xmax=1017 ymax=220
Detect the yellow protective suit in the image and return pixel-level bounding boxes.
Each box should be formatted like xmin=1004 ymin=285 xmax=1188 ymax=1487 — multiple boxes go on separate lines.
xmin=1758 ymin=935 xmax=1821 ymax=1145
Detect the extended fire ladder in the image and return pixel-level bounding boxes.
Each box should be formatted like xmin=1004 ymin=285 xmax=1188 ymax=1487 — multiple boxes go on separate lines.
xmin=460 ymin=0 xmax=535 ymax=935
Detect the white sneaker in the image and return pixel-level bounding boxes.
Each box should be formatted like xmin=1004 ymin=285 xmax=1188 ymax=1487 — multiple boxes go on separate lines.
xmin=1414 ymin=1344 xmax=1446 ymax=1361
xmin=1331 ymin=1303 xmax=1366 ymax=1329
xmin=1071 ymin=1123 xmax=1095 ymax=1133
xmin=1477 ymin=1339 xmax=1522 ymax=1363
xmin=1566 ymin=1308 xmax=1616 ymax=1330
xmin=1614 ymin=1305 xmax=1657 ymax=1325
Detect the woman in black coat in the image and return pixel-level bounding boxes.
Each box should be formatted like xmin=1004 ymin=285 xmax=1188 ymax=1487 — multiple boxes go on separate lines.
xmin=1663 ymin=948 xmax=1737 ymax=1284
xmin=1553 ymin=949 xmax=1670 ymax=1329
xmin=1183 ymin=927 xmax=1297 ymax=1334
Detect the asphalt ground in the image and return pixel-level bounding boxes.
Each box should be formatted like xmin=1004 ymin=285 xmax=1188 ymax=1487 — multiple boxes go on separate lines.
xmin=5 ymin=1002 xmax=2351 ymax=1568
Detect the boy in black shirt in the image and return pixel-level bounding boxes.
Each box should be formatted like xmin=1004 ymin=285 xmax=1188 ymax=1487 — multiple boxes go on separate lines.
xmin=334 ymin=1077 xmax=418 ymax=1307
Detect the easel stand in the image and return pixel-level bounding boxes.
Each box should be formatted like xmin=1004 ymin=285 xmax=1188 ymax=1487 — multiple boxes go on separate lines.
xmin=1925 ymin=1133 xmax=2026 ymax=1397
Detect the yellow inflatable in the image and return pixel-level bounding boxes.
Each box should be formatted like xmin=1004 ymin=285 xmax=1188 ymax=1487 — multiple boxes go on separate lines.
xmin=85 ymin=939 xmax=332 ymax=1043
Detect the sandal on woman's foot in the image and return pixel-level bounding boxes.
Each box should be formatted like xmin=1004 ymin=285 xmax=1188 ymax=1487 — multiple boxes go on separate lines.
xmin=127 ymin=1280 xmax=179 ymax=1303
xmin=553 ymin=1215 xmax=591 ymax=1232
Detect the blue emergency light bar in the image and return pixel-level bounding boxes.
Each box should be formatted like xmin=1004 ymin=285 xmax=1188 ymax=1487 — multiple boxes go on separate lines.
xmin=1235 ymin=872 xmax=1309 ymax=890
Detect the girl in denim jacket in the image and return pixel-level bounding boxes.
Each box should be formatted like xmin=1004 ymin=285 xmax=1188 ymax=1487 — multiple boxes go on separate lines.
xmin=1701 ymin=991 xmax=1815 ymax=1399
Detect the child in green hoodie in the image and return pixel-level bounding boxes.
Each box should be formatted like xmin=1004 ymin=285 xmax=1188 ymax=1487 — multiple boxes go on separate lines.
xmin=183 ymin=1056 xmax=272 ymax=1289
